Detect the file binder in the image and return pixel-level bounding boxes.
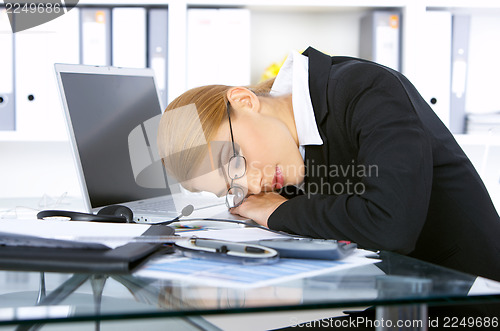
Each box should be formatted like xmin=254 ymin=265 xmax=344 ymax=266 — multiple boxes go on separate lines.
xmin=187 ymin=8 xmax=218 ymax=89
xmin=187 ymin=8 xmax=250 ymax=89
xmin=0 ymin=7 xmax=15 ymax=131
xmin=450 ymin=15 xmax=471 ymax=134
xmin=217 ymin=9 xmax=251 ymax=87
xmin=417 ymin=11 xmax=452 ymax=128
xmin=360 ymin=11 xmax=401 ymax=71
xmin=81 ymin=8 xmax=111 ymax=66
xmin=148 ymin=8 xmax=169 ymax=109
xmin=14 ymin=7 xmax=80 ymax=140
xmin=0 ymin=225 xmax=174 ymax=274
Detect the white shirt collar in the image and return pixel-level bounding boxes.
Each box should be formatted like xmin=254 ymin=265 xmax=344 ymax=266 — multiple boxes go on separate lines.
xmin=270 ymin=51 xmax=323 ymax=159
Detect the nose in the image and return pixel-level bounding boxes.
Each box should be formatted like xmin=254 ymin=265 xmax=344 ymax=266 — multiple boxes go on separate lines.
xmin=233 ymin=170 xmax=262 ymax=196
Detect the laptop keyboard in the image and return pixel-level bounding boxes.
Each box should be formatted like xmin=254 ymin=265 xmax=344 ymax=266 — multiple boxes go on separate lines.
xmin=133 ymin=195 xmax=226 ymax=214
xmin=134 ymin=199 xmax=177 ymax=212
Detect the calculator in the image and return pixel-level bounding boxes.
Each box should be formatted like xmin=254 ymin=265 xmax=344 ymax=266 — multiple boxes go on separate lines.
xmin=255 ymin=238 xmax=357 ymax=260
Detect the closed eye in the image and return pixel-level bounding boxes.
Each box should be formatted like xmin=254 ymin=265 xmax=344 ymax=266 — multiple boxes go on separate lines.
xmin=217 ymin=142 xmax=232 ymax=187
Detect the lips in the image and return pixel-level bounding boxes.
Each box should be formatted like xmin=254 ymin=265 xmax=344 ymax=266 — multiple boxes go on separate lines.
xmin=273 ymin=166 xmax=284 ymax=190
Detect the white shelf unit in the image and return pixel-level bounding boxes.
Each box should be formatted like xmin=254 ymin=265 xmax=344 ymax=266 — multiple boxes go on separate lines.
xmin=0 ymin=0 xmax=499 ymax=141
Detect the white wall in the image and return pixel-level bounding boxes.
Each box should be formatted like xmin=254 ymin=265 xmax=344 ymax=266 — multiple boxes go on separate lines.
xmin=0 ymin=141 xmax=81 ymax=199
xmin=457 ymin=135 xmax=500 ymax=213
xmin=250 ymin=10 xmax=363 ymax=84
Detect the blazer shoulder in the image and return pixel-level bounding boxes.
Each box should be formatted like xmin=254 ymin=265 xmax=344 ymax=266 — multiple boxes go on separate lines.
xmin=326 ymin=60 xmax=406 ymax=110
xmin=330 ymin=58 xmax=402 ymax=85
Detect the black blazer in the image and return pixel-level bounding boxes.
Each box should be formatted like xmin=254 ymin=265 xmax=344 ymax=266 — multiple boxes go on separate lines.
xmin=268 ymin=47 xmax=500 ymax=281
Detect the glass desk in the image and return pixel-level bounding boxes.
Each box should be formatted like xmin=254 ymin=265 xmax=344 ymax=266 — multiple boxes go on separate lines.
xmin=1 ymin=251 xmax=499 ymax=330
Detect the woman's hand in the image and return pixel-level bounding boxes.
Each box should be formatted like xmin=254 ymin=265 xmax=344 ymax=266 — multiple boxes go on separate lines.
xmin=230 ymin=192 xmax=288 ymax=227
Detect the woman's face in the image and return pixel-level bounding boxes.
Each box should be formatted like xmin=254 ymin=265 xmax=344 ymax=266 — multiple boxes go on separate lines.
xmin=187 ymin=108 xmax=305 ymax=199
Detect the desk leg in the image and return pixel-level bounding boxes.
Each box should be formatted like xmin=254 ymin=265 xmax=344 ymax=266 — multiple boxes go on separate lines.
xmin=375 ymin=276 xmax=432 ymax=331
xmin=90 ymin=275 xmax=108 ymax=331
xmin=376 ymin=303 xmax=428 ymax=331
xmin=16 ymin=274 xmax=90 ymax=331
xmin=36 ymin=272 xmax=46 ymax=304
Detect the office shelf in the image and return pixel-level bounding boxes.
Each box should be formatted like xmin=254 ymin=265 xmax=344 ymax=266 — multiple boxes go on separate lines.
xmin=1 ymin=0 xmax=499 ymax=141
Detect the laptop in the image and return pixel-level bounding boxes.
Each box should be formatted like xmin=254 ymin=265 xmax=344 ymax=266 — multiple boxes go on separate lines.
xmin=54 ymin=63 xmax=229 ymax=223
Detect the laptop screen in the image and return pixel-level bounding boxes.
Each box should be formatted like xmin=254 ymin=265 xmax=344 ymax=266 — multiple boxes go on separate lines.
xmin=60 ymin=72 xmax=170 ymax=208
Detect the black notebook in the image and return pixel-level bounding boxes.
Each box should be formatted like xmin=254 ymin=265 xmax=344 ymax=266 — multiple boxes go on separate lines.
xmin=0 ymin=225 xmax=175 ymax=273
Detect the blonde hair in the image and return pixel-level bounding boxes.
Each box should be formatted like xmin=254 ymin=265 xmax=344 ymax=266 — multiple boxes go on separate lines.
xmin=157 ymin=79 xmax=275 ymax=188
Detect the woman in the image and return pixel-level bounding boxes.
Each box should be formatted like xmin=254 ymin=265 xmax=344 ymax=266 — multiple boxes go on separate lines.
xmin=158 ymin=47 xmax=500 ymax=282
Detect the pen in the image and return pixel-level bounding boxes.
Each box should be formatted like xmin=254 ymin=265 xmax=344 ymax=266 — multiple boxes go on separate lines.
xmin=190 ymin=238 xmax=268 ymax=254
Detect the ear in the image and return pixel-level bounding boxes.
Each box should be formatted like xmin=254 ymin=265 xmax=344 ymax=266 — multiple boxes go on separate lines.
xmin=227 ymin=87 xmax=260 ymax=113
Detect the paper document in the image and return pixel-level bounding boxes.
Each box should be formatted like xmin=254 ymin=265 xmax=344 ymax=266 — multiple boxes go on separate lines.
xmin=468 ymin=276 xmax=500 ymax=296
xmin=136 ymin=249 xmax=379 ymax=288
xmin=177 ymin=227 xmax=291 ymax=242
xmin=0 ymin=218 xmax=151 ymax=249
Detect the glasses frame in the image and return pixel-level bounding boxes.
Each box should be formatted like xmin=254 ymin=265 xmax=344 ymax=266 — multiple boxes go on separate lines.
xmin=225 ymin=101 xmax=247 ymax=208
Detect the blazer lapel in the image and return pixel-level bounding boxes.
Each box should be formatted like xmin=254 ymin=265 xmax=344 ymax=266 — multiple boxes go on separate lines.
xmin=302 ymin=47 xmax=331 ymax=126
xmin=302 ymin=47 xmax=333 ymax=192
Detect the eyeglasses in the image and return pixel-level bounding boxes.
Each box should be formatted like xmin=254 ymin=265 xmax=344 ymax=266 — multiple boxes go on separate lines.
xmin=225 ymin=101 xmax=247 ymax=208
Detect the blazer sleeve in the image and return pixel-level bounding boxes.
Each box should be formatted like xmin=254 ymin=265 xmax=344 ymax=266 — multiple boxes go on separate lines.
xmin=268 ymin=63 xmax=434 ymax=254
